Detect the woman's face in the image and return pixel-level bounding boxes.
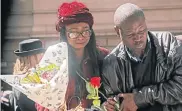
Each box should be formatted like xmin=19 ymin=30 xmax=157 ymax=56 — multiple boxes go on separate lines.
xmin=65 ymin=22 xmax=91 ymax=50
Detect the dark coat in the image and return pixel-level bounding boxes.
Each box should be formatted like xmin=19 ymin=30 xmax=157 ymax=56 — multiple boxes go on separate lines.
xmin=2 ymin=89 xmax=36 ymax=111
xmin=13 ymin=89 xmax=36 ymax=111
xmin=102 ymin=31 xmax=182 ymax=111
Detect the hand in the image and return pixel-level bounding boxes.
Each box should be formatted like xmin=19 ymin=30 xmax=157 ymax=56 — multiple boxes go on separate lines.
xmin=35 ymin=103 xmax=49 ymax=111
xmin=118 ymin=93 xmax=138 ymax=111
xmin=103 ymin=97 xmax=117 ymax=111
xmin=0 ymin=90 xmax=12 ymax=104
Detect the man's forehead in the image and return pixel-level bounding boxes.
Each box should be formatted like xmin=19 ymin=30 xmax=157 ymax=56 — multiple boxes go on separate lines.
xmin=121 ymin=18 xmax=146 ymax=33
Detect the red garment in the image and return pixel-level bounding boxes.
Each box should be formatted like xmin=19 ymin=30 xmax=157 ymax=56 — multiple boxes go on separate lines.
xmin=35 ymin=47 xmax=109 ymax=110
xmin=65 ymin=47 xmax=109 ymax=109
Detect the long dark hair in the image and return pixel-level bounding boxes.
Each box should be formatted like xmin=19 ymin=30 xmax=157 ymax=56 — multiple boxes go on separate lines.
xmin=60 ymin=26 xmax=100 ymax=77
xmin=60 ymin=26 xmax=102 ymax=107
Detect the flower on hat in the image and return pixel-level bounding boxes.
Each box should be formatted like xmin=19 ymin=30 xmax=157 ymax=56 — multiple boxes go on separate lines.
xmin=58 ymin=1 xmax=87 ymax=17
xmin=56 ymin=1 xmax=93 ymax=32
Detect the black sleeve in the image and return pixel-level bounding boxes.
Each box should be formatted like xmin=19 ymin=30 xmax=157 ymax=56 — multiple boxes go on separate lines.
xmin=134 ymin=33 xmax=182 ymax=108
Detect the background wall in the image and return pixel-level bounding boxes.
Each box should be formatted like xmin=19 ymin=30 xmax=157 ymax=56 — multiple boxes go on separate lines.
xmin=1 ymin=0 xmax=182 ymax=74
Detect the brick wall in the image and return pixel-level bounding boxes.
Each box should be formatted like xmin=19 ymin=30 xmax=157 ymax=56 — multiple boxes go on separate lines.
xmin=2 ymin=0 xmax=182 ymax=74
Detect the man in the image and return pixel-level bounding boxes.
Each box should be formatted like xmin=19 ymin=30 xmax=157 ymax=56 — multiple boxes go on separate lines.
xmin=101 ymin=3 xmax=182 ymax=111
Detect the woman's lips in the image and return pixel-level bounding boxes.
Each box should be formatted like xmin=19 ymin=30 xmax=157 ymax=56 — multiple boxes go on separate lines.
xmin=76 ymin=42 xmax=85 ymax=44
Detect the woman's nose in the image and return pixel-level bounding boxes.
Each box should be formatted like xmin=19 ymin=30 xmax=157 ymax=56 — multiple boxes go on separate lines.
xmin=77 ymin=34 xmax=85 ymax=40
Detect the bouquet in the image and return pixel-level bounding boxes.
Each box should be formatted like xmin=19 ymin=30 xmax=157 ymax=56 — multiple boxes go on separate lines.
xmin=1 ymin=42 xmax=121 ymax=111
xmin=0 ymin=42 xmax=69 ymax=110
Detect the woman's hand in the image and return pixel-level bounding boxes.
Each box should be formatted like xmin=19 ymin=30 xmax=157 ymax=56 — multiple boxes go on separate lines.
xmin=35 ymin=103 xmax=49 ymax=111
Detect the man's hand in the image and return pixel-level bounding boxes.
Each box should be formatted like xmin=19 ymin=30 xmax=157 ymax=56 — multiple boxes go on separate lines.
xmin=103 ymin=97 xmax=117 ymax=111
xmin=118 ymin=93 xmax=138 ymax=111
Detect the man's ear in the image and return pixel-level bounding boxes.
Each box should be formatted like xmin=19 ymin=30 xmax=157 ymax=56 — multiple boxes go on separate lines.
xmin=114 ymin=26 xmax=123 ymax=40
xmin=114 ymin=26 xmax=120 ymax=36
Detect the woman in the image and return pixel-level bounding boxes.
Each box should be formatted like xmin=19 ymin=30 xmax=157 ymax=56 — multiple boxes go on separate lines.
xmin=36 ymin=1 xmax=109 ymax=110
xmin=1 ymin=39 xmax=45 ymax=111
xmin=13 ymin=39 xmax=44 ymax=75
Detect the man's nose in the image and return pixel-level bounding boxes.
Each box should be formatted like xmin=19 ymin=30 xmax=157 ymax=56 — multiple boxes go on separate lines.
xmin=133 ymin=34 xmax=142 ymax=42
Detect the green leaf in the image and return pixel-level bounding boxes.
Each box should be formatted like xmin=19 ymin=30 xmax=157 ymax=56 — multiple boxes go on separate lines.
xmin=93 ymin=99 xmax=101 ymax=107
xmin=92 ymin=96 xmax=100 ymax=99
xmin=86 ymin=94 xmax=94 ymax=99
xmin=86 ymin=82 xmax=96 ymax=95
xmin=87 ymin=94 xmax=100 ymax=100
xmin=21 ymin=78 xmax=31 ymax=83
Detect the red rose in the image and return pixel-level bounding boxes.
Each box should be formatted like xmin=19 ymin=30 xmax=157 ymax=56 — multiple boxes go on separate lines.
xmin=90 ymin=77 xmax=101 ymax=88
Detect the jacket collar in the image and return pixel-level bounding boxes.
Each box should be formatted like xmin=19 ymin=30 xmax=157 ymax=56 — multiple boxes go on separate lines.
xmin=148 ymin=31 xmax=166 ymax=63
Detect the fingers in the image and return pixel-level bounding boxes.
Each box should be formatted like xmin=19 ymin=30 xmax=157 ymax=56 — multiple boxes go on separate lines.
xmin=35 ymin=103 xmax=50 ymax=111
xmin=103 ymin=98 xmax=117 ymax=111
xmin=35 ymin=103 xmax=45 ymax=111
xmin=104 ymin=103 xmax=115 ymax=111
xmin=37 ymin=107 xmax=44 ymax=111
xmin=105 ymin=103 xmax=115 ymax=110
xmin=1 ymin=91 xmax=13 ymax=103
xmin=3 ymin=91 xmax=12 ymax=96
xmin=107 ymin=98 xmax=117 ymax=105
xmin=118 ymin=93 xmax=138 ymax=111
xmin=35 ymin=103 xmax=38 ymax=108
xmin=44 ymin=108 xmax=49 ymax=111
xmin=23 ymin=66 xmax=29 ymax=72
xmin=1 ymin=97 xmax=9 ymax=103
xmin=118 ymin=93 xmax=124 ymax=98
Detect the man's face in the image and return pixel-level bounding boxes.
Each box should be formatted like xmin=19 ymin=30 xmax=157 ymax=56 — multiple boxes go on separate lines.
xmin=119 ymin=17 xmax=148 ymax=53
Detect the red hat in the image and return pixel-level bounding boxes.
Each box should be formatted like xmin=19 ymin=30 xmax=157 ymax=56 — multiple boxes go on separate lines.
xmin=56 ymin=1 xmax=94 ymax=32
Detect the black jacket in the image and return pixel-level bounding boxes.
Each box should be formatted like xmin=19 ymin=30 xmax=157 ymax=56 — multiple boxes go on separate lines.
xmin=3 ymin=89 xmax=37 ymax=111
xmin=101 ymin=31 xmax=182 ymax=111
